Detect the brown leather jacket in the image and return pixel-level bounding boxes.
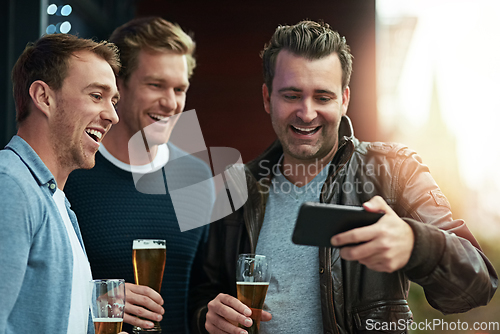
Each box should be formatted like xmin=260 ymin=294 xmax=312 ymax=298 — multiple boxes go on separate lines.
xmin=190 ymin=116 xmax=497 ymax=334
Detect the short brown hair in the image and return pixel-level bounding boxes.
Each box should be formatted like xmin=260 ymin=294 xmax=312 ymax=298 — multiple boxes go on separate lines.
xmin=109 ymin=16 xmax=196 ymax=83
xmin=12 ymin=33 xmax=120 ymax=124
xmin=261 ymin=20 xmax=353 ymax=93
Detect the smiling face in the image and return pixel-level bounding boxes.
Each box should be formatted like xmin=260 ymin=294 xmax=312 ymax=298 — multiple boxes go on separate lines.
xmin=263 ymin=50 xmax=350 ymax=166
xmin=113 ymin=49 xmax=189 ymax=148
xmin=50 ymin=50 xmax=119 ymax=171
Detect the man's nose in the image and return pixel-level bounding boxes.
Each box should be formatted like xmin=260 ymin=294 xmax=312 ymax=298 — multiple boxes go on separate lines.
xmin=296 ymin=98 xmax=317 ymax=123
xmin=102 ymin=101 xmax=119 ymax=125
xmin=159 ymin=89 xmax=177 ymax=112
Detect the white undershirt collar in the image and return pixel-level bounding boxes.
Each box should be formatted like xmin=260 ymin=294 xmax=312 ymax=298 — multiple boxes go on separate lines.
xmin=98 ymin=143 xmax=169 ymax=174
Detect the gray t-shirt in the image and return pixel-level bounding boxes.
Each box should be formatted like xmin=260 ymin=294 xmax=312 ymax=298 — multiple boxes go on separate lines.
xmin=256 ymin=163 xmax=329 ymax=333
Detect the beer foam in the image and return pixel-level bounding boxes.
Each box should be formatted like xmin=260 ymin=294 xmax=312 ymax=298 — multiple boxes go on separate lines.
xmin=133 ymin=240 xmax=166 ymax=249
xmin=236 ymin=282 xmax=270 ymax=285
xmin=93 ymin=318 xmax=123 ymax=323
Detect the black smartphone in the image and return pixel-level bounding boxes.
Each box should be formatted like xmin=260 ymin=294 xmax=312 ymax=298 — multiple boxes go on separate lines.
xmin=291 ymin=202 xmax=384 ymax=247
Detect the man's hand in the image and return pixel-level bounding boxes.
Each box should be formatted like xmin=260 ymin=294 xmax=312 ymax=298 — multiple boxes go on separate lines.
xmin=205 ymin=293 xmax=272 ymax=334
xmin=123 ymin=283 xmax=164 ymax=329
xmin=330 ymin=196 xmax=414 ymax=273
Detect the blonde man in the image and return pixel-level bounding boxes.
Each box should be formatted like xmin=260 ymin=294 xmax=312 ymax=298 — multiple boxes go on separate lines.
xmin=66 ymin=17 xmax=215 ymax=333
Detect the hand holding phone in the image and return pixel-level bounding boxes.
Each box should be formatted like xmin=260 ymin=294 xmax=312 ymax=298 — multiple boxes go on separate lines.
xmin=292 ymin=202 xmax=383 ymax=247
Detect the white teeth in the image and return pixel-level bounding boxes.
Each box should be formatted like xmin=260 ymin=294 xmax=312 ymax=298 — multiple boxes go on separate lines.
xmin=85 ymin=129 xmax=102 ymax=140
xmin=293 ymin=126 xmax=317 ymax=133
xmin=150 ymin=114 xmax=168 ymax=121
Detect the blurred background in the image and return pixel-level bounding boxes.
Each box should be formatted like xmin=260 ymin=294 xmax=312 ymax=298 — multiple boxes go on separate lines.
xmin=1 ymin=0 xmax=499 ymax=332
xmin=376 ymin=0 xmax=500 ymax=331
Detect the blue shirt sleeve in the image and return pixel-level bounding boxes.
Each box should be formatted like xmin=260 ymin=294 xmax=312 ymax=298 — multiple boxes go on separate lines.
xmin=0 ymin=173 xmax=33 ymax=331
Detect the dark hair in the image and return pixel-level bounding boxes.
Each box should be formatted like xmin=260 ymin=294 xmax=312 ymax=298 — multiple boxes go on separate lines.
xmin=109 ymin=16 xmax=196 ymax=83
xmin=12 ymin=33 xmax=120 ymax=124
xmin=261 ymin=20 xmax=353 ymax=93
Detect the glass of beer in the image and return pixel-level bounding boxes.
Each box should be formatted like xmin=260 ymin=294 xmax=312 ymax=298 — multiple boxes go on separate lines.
xmin=236 ymin=254 xmax=271 ymax=334
xmin=132 ymin=239 xmax=166 ymax=333
xmin=90 ymin=279 xmax=125 ymax=334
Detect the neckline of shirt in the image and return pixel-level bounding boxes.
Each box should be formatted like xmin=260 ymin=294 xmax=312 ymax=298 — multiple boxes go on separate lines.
xmin=272 ymin=154 xmax=331 ymax=200
xmin=99 ymin=143 xmax=169 ymax=174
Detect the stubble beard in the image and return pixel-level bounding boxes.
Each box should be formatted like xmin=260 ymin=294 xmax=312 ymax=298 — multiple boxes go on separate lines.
xmin=271 ymin=114 xmax=332 ymax=164
xmin=51 ymin=104 xmax=96 ymax=172
xmin=272 ymin=117 xmax=340 ymax=165
xmin=282 ymin=136 xmax=321 ymax=161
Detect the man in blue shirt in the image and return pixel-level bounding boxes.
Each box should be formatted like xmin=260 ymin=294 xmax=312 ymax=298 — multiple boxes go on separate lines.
xmin=0 ymin=34 xmax=120 ymax=333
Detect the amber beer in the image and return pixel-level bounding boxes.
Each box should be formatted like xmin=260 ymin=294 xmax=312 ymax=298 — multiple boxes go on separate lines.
xmin=132 ymin=239 xmax=166 ymax=333
xmin=93 ymin=318 xmax=123 ymax=334
xmin=236 ymin=254 xmax=271 ymax=334
xmin=132 ymin=240 xmax=166 ymax=292
xmin=237 ymin=282 xmax=270 ymax=334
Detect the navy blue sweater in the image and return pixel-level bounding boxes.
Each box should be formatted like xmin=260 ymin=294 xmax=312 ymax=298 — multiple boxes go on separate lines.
xmin=66 ymin=144 xmax=215 ymax=333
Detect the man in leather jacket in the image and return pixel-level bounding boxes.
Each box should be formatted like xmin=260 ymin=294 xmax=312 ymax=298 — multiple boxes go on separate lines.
xmin=189 ymin=20 xmax=498 ymax=334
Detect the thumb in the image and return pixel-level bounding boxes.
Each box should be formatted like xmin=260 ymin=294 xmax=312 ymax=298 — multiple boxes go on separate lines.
xmin=363 ymin=195 xmax=388 ymax=213
xmin=261 ymin=311 xmax=272 ymax=322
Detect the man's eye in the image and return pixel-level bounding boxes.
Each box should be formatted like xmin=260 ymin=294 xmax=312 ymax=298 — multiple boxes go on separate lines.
xmin=317 ymin=96 xmax=331 ymax=102
xmin=284 ymin=95 xmax=299 ymax=100
xmin=91 ymin=94 xmax=102 ymax=100
xmin=149 ymin=83 xmax=161 ymax=88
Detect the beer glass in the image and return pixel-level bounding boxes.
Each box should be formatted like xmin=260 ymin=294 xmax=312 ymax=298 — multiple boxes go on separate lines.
xmin=90 ymin=279 xmax=125 ymax=334
xmin=236 ymin=254 xmax=271 ymax=334
xmin=132 ymin=239 xmax=166 ymax=333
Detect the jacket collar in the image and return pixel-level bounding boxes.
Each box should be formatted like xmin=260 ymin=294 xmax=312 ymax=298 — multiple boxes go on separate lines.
xmin=247 ymin=115 xmax=356 ymax=181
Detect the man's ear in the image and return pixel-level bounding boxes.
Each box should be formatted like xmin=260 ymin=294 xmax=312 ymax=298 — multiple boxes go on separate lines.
xmin=114 ymin=77 xmax=126 ymax=111
xmin=28 ymin=80 xmax=55 ymax=117
xmin=341 ymin=86 xmax=350 ymax=116
xmin=262 ymin=83 xmax=271 ymax=115
xmin=116 ymin=77 xmax=125 ymax=92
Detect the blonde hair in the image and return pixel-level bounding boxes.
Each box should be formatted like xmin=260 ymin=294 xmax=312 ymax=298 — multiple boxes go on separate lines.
xmin=110 ymin=16 xmax=196 ymax=83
